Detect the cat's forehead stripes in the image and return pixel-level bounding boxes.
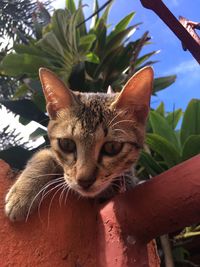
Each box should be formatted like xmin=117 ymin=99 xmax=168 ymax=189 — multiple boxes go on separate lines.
xmin=74 ymin=93 xmax=116 ymax=136
xmin=48 ymin=93 xmax=114 ymax=141
xmin=48 ymin=91 xmax=143 ymax=147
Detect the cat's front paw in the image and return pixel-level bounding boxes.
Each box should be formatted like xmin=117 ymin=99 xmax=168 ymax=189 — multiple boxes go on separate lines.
xmin=5 ymin=187 xmax=33 ymax=222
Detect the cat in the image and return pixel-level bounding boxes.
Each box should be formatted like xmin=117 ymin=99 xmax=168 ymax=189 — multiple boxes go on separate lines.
xmin=5 ymin=66 xmax=153 ymax=221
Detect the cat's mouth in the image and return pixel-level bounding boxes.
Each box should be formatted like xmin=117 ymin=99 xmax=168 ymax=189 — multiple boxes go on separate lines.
xmin=65 ymin=174 xmax=131 ymax=198
xmin=71 ymin=182 xmax=111 ymax=197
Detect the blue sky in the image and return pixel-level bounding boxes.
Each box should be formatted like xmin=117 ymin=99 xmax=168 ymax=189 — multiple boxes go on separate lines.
xmin=54 ymin=0 xmax=200 ymax=112
xmin=108 ymin=0 xmax=200 ymax=112
xmin=2 ymin=0 xmax=199 ymax=142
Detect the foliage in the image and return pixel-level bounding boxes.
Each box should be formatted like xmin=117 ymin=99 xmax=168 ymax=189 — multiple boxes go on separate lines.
xmin=0 ymin=107 xmax=34 ymax=170
xmin=0 ymin=0 xmax=51 ymax=46
xmin=137 ymin=99 xmax=200 ymax=266
xmin=0 ymin=0 xmax=176 ymax=167
xmin=0 ymin=75 xmax=17 ymax=100
xmin=137 ymin=99 xmax=200 ymax=179
xmin=0 ymin=1 xmax=176 ymax=92
xmin=0 ymin=124 xmax=29 ymax=151
xmin=0 ymin=48 xmax=18 ymax=99
xmin=0 ymin=0 xmax=52 ymax=155
xmin=0 ymin=0 xmax=199 ymax=264
xmin=0 ymin=0 xmax=52 ymax=102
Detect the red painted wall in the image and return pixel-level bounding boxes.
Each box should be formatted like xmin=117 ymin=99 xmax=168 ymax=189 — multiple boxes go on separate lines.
xmin=0 ymin=160 xmax=160 ymax=267
xmin=1 ymin=155 xmax=200 ymax=266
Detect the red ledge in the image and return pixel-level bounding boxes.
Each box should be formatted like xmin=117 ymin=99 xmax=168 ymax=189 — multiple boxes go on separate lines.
xmin=1 ymin=155 xmax=200 ymax=266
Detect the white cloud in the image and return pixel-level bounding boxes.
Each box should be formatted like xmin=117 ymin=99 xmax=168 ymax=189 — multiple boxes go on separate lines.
xmin=50 ymin=0 xmax=65 ymax=9
xmin=163 ymin=59 xmax=200 ymax=88
xmin=165 ymin=59 xmax=199 ymax=75
xmin=171 ymin=0 xmax=179 ymax=7
xmin=163 ymin=0 xmax=180 ymax=7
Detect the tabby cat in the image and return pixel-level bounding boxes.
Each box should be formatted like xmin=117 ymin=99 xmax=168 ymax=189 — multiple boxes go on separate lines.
xmin=5 ymin=66 xmax=153 ymax=221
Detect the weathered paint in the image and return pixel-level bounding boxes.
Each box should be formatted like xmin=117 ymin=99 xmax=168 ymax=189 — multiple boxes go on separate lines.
xmin=2 ymin=156 xmax=200 ymax=266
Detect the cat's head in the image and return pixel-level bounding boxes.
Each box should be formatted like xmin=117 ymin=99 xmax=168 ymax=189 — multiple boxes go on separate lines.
xmin=39 ymin=67 xmax=153 ymax=197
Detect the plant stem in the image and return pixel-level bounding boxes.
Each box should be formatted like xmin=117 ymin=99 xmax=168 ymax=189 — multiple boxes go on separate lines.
xmin=175 ymin=231 xmax=200 ymax=239
xmin=160 ymin=234 xmax=175 ymax=267
xmin=77 ymin=0 xmax=113 ymax=28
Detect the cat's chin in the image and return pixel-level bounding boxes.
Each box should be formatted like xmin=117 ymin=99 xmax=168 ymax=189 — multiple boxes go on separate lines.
xmin=76 ymin=190 xmax=102 ymax=198
xmin=75 ymin=183 xmax=122 ymax=200
xmin=70 ymin=183 xmax=111 ymax=198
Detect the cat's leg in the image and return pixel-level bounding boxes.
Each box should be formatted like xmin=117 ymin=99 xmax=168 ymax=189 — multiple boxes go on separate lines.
xmin=5 ymin=149 xmax=63 ymax=221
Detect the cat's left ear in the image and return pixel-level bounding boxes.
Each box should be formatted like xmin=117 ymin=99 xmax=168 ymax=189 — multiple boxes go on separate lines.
xmin=39 ymin=68 xmax=76 ymax=119
xmin=111 ymin=66 xmax=153 ymax=123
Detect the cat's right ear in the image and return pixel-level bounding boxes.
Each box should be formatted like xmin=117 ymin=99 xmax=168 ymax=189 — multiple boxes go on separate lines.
xmin=39 ymin=68 xmax=76 ymax=119
xmin=111 ymin=67 xmax=153 ymax=124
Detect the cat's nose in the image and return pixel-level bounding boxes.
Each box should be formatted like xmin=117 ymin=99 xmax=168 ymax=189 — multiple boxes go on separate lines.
xmin=77 ymin=176 xmax=96 ymax=190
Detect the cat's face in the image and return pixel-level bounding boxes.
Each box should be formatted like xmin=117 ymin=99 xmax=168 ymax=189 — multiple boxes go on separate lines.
xmin=39 ymin=67 xmax=153 ymax=197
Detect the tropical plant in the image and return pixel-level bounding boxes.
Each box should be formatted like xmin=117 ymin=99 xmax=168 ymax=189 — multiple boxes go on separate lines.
xmin=0 ymin=0 xmax=51 ymax=103
xmin=0 ymin=3 xmax=176 ymax=90
xmin=0 ymin=124 xmax=28 ymax=150
xmin=0 ymin=1 xmax=200 ymax=265
xmin=136 ymin=99 xmax=200 ymax=267
xmin=137 ymin=99 xmax=200 ymax=179
xmin=0 ymin=107 xmax=35 ymax=169
xmin=0 ymin=0 xmax=51 ymax=46
xmin=0 ymin=0 xmax=176 ymax=167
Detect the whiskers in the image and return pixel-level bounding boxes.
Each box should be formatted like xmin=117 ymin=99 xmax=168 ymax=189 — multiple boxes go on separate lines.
xmin=110 ymin=172 xmax=134 ymax=193
xmin=25 ymin=176 xmax=72 ymax=226
xmin=107 ymin=108 xmax=136 ymax=129
xmin=46 ymin=180 xmax=67 ymax=226
xmin=108 ymin=110 xmax=137 ymax=138
xmin=110 ymin=176 xmax=125 ymax=192
xmin=107 ymin=110 xmax=126 ymax=127
xmin=111 ymin=128 xmax=130 ymax=138
xmin=111 ymin=119 xmax=136 ymax=130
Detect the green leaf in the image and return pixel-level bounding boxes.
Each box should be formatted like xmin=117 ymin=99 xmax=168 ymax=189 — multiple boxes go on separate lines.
xmin=156 ymin=102 xmax=165 ymax=116
xmin=100 ymin=1 xmax=113 ymax=23
xmin=0 ymin=147 xmax=32 ymax=169
xmin=85 ymin=52 xmax=100 ymax=64
xmin=107 ymin=12 xmax=135 ymax=42
xmin=13 ymin=84 xmax=29 ymax=99
xmin=166 ymin=109 xmax=182 ymax=129
xmin=173 ymin=247 xmax=189 ymax=262
xmin=180 ymin=99 xmax=200 ymax=145
xmin=105 ymin=26 xmax=136 ymax=55
xmin=51 ymin=9 xmax=69 ymax=47
xmin=79 ymin=34 xmax=96 ymax=52
xmin=139 ymin=151 xmax=165 ymax=177
xmin=90 ymin=0 xmax=99 ymax=29
xmin=93 ymin=46 xmax=122 ymax=79
xmin=0 ymin=99 xmax=48 ymax=126
xmin=66 ymin=0 xmax=76 ymax=13
xmin=32 ymin=93 xmax=46 ymax=113
xmin=146 ymin=133 xmax=181 ymax=167
xmin=19 ymin=117 xmax=30 ymax=126
xmin=135 ymin=50 xmax=159 ymax=68
xmin=29 ymin=127 xmax=47 ymax=140
xmin=40 ymin=32 xmax=65 ymax=57
xmin=77 ymin=0 xmax=87 ymax=36
xmin=0 ymin=53 xmax=51 ymax=77
xmin=182 ymin=135 xmax=200 ymax=161
xmin=149 ymin=111 xmax=180 ymax=150
xmin=153 ymin=75 xmax=176 ymax=94
xmin=93 ymin=19 xmax=107 ymax=56
xmin=14 ymin=43 xmax=46 ymax=57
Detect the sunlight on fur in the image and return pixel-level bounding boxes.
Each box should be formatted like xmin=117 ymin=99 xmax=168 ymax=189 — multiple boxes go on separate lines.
xmin=5 ymin=67 xmax=153 ymax=221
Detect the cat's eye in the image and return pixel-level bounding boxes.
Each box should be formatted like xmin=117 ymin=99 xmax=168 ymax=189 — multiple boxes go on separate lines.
xmin=58 ymin=138 xmax=76 ymax=153
xmin=101 ymin=141 xmax=123 ymax=156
